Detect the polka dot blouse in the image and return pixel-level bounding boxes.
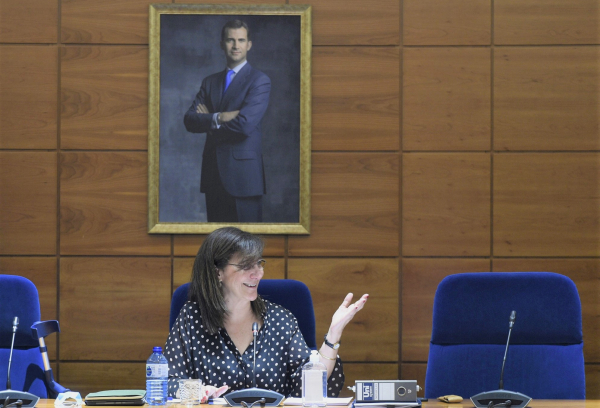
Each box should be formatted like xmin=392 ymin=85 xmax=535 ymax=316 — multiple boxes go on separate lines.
xmin=164 ymin=300 xmax=345 ymax=398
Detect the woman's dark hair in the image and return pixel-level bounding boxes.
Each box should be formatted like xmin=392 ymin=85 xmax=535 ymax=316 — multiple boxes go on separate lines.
xmin=189 ymin=226 xmax=265 ymax=334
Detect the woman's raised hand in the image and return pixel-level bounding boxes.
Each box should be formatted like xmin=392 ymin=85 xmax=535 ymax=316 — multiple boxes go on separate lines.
xmin=327 ymin=293 xmax=369 ymax=342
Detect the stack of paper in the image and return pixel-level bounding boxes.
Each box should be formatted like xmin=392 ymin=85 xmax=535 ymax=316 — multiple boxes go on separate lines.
xmin=283 ymin=397 xmax=354 ymax=406
xmin=353 ymin=402 xmax=421 ymax=408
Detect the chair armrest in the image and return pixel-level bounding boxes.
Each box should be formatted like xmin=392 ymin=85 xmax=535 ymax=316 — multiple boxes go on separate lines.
xmin=31 ymin=320 xmax=60 ymax=339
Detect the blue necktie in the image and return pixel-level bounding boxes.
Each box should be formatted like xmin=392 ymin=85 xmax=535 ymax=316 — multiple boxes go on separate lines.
xmin=224 ymin=70 xmax=235 ymax=94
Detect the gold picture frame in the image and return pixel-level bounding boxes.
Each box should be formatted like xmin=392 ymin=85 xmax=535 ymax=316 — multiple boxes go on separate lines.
xmin=148 ymin=4 xmax=311 ymax=234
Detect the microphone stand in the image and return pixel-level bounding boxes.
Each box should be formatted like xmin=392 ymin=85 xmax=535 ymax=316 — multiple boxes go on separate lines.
xmin=470 ymin=311 xmax=532 ymax=408
xmin=0 ymin=317 xmax=40 ymax=408
xmin=253 ymin=323 xmax=257 ymax=389
xmin=223 ymin=323 xmax=284 ymax=407
xmin=499 ymin=311 xmax=515 ymax=391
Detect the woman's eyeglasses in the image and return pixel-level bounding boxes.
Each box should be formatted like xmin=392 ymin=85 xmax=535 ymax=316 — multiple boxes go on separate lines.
xmin=228 ymin=259 xmax=266 ymax=271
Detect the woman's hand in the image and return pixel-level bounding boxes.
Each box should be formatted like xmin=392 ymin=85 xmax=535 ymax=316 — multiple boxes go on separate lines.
xmin=200 ymin=385 xmax=229 ymax=403
xmin=326 ymin=293 xmax=369 ymax=343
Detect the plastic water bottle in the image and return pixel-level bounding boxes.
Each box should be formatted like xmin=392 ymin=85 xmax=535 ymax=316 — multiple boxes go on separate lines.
xmin=302 ymin=350 xmax=327 ymax=407
xmin=146 ymin=346 xmax=169 ymax=405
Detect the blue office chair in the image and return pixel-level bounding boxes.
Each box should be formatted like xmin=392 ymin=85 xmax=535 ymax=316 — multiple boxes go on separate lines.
xmin=425 ymin=272 xmax=585 ymax=400
xmin=170 ymin=279 xmax=317 ymax=349
xmin=0 ymin=275 xmax=68 ymax=400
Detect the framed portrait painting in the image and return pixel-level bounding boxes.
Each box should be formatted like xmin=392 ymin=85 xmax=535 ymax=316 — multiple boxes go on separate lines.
xmin=148 ymin=4 xmax=311 ymax=234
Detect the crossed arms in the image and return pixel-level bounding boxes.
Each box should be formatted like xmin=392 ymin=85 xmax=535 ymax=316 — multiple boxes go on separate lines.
xmin=183 ymin=72 xmax=271 ymax=138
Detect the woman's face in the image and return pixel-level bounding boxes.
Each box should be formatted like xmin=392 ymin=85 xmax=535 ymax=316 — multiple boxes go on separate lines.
xmin=218 ymin=252 xmax=265 ymax=304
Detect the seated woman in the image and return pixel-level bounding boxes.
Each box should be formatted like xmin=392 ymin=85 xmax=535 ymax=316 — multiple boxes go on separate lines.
xmin=165 ymin=227 xmax=368 ymax=400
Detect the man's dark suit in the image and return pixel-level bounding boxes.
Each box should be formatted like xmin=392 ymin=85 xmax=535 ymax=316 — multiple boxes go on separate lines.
xmin=184 ymin=63 xmax=271 ymax=222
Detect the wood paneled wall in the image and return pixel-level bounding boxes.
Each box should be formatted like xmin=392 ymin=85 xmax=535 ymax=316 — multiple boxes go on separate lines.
xmin=1 ymin=0 xmax=599 ymax=399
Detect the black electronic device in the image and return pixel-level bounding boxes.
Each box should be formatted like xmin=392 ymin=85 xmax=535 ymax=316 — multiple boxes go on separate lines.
xmin=0 ymin=317 xmax=40 ymax=408
xmin=470 ymin=311 xmax=532 ymax=408
xmin=223 ymin=323 xmax=284 ymax=407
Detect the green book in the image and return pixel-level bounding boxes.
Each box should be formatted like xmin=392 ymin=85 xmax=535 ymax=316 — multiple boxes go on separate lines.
xmin=84 ymin=390 xmax=146 ymax=406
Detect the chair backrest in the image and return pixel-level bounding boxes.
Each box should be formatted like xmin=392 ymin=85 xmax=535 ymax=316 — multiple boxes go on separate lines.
xmin=425 ymin=272 xmax=585 ymax=400
xmin=0 ymin=275 xmax=48 ymax=398
xmin=170 ymin=279 xmax=317 ymax=349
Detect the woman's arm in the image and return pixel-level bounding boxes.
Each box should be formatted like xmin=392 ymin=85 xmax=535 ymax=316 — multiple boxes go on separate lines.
xmin=164 ymin=304 xmax=229 ymax=400
xmin=285 ymin=293 xmax=368 ymax=397
xmin=164 ymin=306 xmax=197 ymax=396
xmin=285 ymin=319 xmax=346 ymax=398
xmin=319 ymin=293 xmax=369 ymax=377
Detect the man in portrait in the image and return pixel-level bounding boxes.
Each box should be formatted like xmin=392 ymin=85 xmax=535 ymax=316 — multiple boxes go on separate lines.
xmin=183 ymin=19 xmax=271 ymax=223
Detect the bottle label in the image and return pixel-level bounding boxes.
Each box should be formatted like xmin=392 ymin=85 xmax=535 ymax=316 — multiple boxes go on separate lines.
xmin=147 ymin=364 xmax=169 ymax=378
xmin=303 ymin=371 xmax=325 ymax=401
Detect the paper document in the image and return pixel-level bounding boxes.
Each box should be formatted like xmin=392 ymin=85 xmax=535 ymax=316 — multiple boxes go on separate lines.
xmin=353 ymin=403 xmax=420 ymax=408
xmin=284 ymin=397 xmax=353 ymax=406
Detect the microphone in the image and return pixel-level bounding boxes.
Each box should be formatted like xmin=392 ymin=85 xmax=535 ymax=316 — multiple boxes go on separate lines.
xmin=470 ymin=311 xmax=531 ymax=408
xmin=498 ymin=311 xmax=516 ymax=391
xmin=6 ymin=317 xmax=19 ymax=390
xmin=0 ymin=316 xmax=40 ymax=408
xmin=223 ymin=323 xmax=284 ymax=407
xmin=252 ymin=323 xmax=258 ymax=389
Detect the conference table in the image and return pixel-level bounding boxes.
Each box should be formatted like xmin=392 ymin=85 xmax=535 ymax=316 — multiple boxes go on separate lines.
xmin=417 ymin=401 xmax=600 ymax=408
xmin=35 ymin=400 xmax=600 ymax=408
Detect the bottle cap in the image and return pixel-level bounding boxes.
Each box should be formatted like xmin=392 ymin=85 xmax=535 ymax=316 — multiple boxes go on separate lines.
xmin=153 ymin=346 xmax=163 ymax=353
xmin=309 ymin=349 xmax=319 ymax=362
